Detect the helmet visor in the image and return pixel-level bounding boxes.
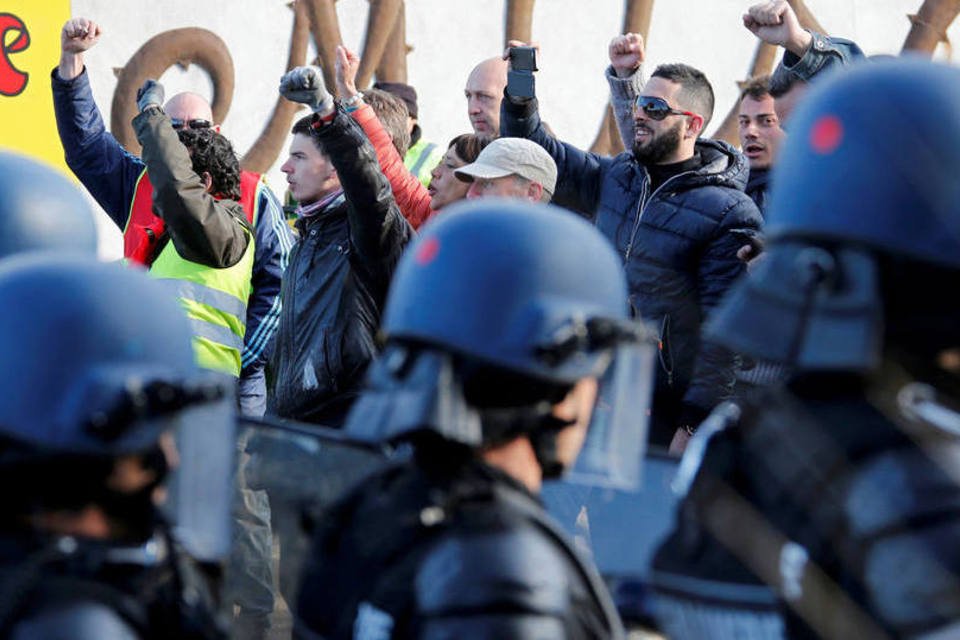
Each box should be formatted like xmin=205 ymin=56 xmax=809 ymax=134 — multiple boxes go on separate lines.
xmin=563 ymin=340 xmax=656 ymax=491
xmin=162 ymin=384 xmax=236 ymax=562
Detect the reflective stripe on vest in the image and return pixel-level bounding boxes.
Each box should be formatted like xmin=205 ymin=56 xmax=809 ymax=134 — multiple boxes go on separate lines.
xmin=404 ymin=139 xmax=440 ymax=187
xmin=408 ymin=141 xmax=438 ymax=176
xmin=149 ymin=234 xmax=255 ymax=377
xmin=154 ymin=278 xmax=249 ymax=331
xmin=124 ymin=169 xmax=262 ymax=267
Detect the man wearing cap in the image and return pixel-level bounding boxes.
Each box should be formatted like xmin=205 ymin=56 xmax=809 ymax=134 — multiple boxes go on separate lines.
xmin=374 ymin=81 xmax=444 ymax=188
xmin=454 ymin=137 xmax=557 ymax=203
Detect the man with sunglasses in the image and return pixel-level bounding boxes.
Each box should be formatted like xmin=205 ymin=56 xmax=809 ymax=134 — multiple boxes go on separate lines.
xmin=51 ymin=17 xmax=294 ymax=419
xmin=502 ymin=42 xmax=761 ymax=454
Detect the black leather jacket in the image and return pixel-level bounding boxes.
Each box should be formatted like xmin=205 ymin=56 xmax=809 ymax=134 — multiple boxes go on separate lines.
xmin=272 ymin=107 xmax=412 ymax=425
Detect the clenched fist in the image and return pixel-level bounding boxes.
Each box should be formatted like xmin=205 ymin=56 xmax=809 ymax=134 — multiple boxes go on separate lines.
xmin=279 ymin=65 xmax=334 ymax=115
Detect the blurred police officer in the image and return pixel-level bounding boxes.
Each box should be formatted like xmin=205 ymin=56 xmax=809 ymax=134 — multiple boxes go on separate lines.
xmin=295 ymin=199 xmax=656 ymax=639
xmin=0 ymin=150 xmax=98 ymax=259
xmin=650 ymin=59 xmax=960 ymax=639
xmin=0 ymin=257 xmax=230 ymax=639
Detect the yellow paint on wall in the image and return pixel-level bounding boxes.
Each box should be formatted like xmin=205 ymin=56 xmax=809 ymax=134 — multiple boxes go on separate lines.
xmin=0 ymin=1 xmax=72 ymax=174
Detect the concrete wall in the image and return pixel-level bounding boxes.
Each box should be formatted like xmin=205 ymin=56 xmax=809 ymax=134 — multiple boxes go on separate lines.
xmin=68 ymin=0 xmax=959 ymax=257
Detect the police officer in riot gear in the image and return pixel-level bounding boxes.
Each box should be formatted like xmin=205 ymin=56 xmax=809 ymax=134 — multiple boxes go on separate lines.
xmin=294 ymin=199 xmax=656 ymax=639
xmin=0 ymin=150 xmax=98 ymax=259
xmin=650 ymin=59 xmax=960 ymax=639
xmin=0 ymin=257 xmax=230 ymax=639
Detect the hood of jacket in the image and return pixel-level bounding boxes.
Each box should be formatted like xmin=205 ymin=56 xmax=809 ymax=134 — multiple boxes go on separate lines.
xmin=670 ymin=138 xmax=750 ymax=193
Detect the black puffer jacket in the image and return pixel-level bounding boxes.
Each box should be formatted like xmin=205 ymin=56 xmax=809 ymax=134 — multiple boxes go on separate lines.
xmin=502 ymin=97 xmax=762 ymax=440
xmin=272 ymin=107 xmax=412 ymax=426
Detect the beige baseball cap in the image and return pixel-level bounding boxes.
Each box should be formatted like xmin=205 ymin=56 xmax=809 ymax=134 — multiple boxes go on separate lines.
xmin=454 ymin=137 xmax=557 ymax=197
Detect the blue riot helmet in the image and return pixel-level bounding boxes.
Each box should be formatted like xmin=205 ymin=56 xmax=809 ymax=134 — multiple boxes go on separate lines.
xmin=0 ymin=257 xmax=234 ymax=559
xmin=345 ymin=199 xmax=657 ymax=489
xmin=0 ymin=151 xmax=98 ymax=259
xmin=707 ymin=58 xmax=960 ymax=371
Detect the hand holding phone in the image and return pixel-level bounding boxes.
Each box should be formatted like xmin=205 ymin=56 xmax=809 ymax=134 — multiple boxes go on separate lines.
xmin=507 ymin=46 xmax=538 ymax=99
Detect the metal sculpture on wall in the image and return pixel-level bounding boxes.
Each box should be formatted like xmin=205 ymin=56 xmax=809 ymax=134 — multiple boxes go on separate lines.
xmin=108 ymin=0 xmax=958 ymax=170
xmin=902 ymin=0 xmax=959 ymax=55
xmin=240 ymin=0 xmax=310 ymax=173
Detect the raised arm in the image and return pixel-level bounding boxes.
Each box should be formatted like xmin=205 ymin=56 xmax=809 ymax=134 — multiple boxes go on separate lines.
xmin=133 ymin=81 xmax=249 ymax=268
xmin=607 ymin=33 xmax=646 ymax=152
xmin=336 ymin=45 xmax=432 ymax=229
xmin=499 ymin=43 xmax=608 ymax=217
xmin=52 ymin=17 xmax=144 ymax=228
xmin=280 ymin=66 xmax=411 ymax=294
xmin=743 ymin=0 xmax=864 ymax=84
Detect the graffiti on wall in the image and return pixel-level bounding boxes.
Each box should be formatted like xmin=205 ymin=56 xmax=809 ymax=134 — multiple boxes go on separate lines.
xmin=0 ymin=13 xmax=31 ymax=97
xmin=0 ymin=2 xmax=72 ymax=171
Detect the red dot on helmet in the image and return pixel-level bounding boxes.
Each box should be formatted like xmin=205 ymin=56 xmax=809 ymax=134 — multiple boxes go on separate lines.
xmin=415 ymin=237 xmax=440 ymax=265
xmin=810 ymin=115 xmax=843 ymax=154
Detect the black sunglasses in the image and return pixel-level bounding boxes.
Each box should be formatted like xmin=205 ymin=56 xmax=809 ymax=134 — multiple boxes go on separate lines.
xmin=634 ymin=96 xmax=698 ymax=121
xmin=170 ymin=118 xmax=213 ymax=130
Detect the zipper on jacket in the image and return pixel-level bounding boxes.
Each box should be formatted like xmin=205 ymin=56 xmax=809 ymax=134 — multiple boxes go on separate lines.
xmin=277 ymin=239 xmax=303 ymax=405
xmin=623 ymin=168 xmax=698 ymax=262
xmin=623 ymin=176 xmax=648 ymax=262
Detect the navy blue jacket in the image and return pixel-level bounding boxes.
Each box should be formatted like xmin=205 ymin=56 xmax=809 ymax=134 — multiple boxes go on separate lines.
xmin=51 ymin=68 xmax=295 ymax=414
xmin=502 ymin=97 xmax=762 ymax=436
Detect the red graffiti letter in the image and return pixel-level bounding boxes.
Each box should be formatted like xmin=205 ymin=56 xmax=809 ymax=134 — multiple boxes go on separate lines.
xmin=0 ymin=13 xmax=30 ymax=97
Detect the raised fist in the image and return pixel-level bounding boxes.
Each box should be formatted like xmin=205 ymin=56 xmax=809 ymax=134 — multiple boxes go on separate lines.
xmin=742 ymin=0 xmax=812 ymax=55
xmin=279 ymin=65 xmax=334 ymax=114
xmin=61 ymin=18 xmax=102 ymax=55
xmin=608 ymin=33 xmax=645 ymax=78
xmin=136 ymin=79 xmax=165 ymax=113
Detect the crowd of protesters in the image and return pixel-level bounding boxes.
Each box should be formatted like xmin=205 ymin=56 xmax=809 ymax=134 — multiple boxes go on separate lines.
xmin=0 ymin=0 xmax=958 ymax=638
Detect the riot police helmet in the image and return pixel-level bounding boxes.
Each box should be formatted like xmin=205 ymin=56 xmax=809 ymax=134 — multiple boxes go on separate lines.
xmin=0 ymin=151 xmax=98 ymax=259
xmin=0 ymin=257 xmax=234 ymax=555
xmin=346 ymin=200 xmax=656 ymax=488
xmin=0 ymin=256 xmax=224 ymax=455
xmin=707 ymin=58 xmax=960 ymax=371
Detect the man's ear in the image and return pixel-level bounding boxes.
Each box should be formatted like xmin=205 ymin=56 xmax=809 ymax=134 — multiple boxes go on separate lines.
xmin=685 ymin=114 xmax=705 ymax=140
xmin=527 ymin=181 xmax=544 ymax=203
xmin=201 ymin=171 xmax=214 ymax=193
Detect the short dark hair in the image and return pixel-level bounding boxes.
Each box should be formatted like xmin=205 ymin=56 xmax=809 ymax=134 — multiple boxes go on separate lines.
xmin=651 ymin=63 xmax=715 ymax=129
xmin=364 ymin=88 xmax=411 ymax=157
xmin=292 ymin=115 xmax=330 ymax=156
xmin=177 ymin=127 xmax=241 ymax=201
xmin=447 ymin=133 xmax=492 ymax=164
xmin=740 ymin=75 xmax=772 ymax=102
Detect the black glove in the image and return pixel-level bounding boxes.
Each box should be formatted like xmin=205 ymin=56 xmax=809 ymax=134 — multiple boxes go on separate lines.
xmin=279 ymin=65 xmax=334 ymax=114
xmin=136 ymin=79 xmax=165 ymax=112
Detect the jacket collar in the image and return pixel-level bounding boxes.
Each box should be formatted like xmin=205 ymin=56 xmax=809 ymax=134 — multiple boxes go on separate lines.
xmin=295 ymin=191 xmax=347 ymax=235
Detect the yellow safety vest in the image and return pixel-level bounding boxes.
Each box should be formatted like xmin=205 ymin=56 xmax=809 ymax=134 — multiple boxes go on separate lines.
xmin=150 ymin=232 xmax=254 ymax=377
